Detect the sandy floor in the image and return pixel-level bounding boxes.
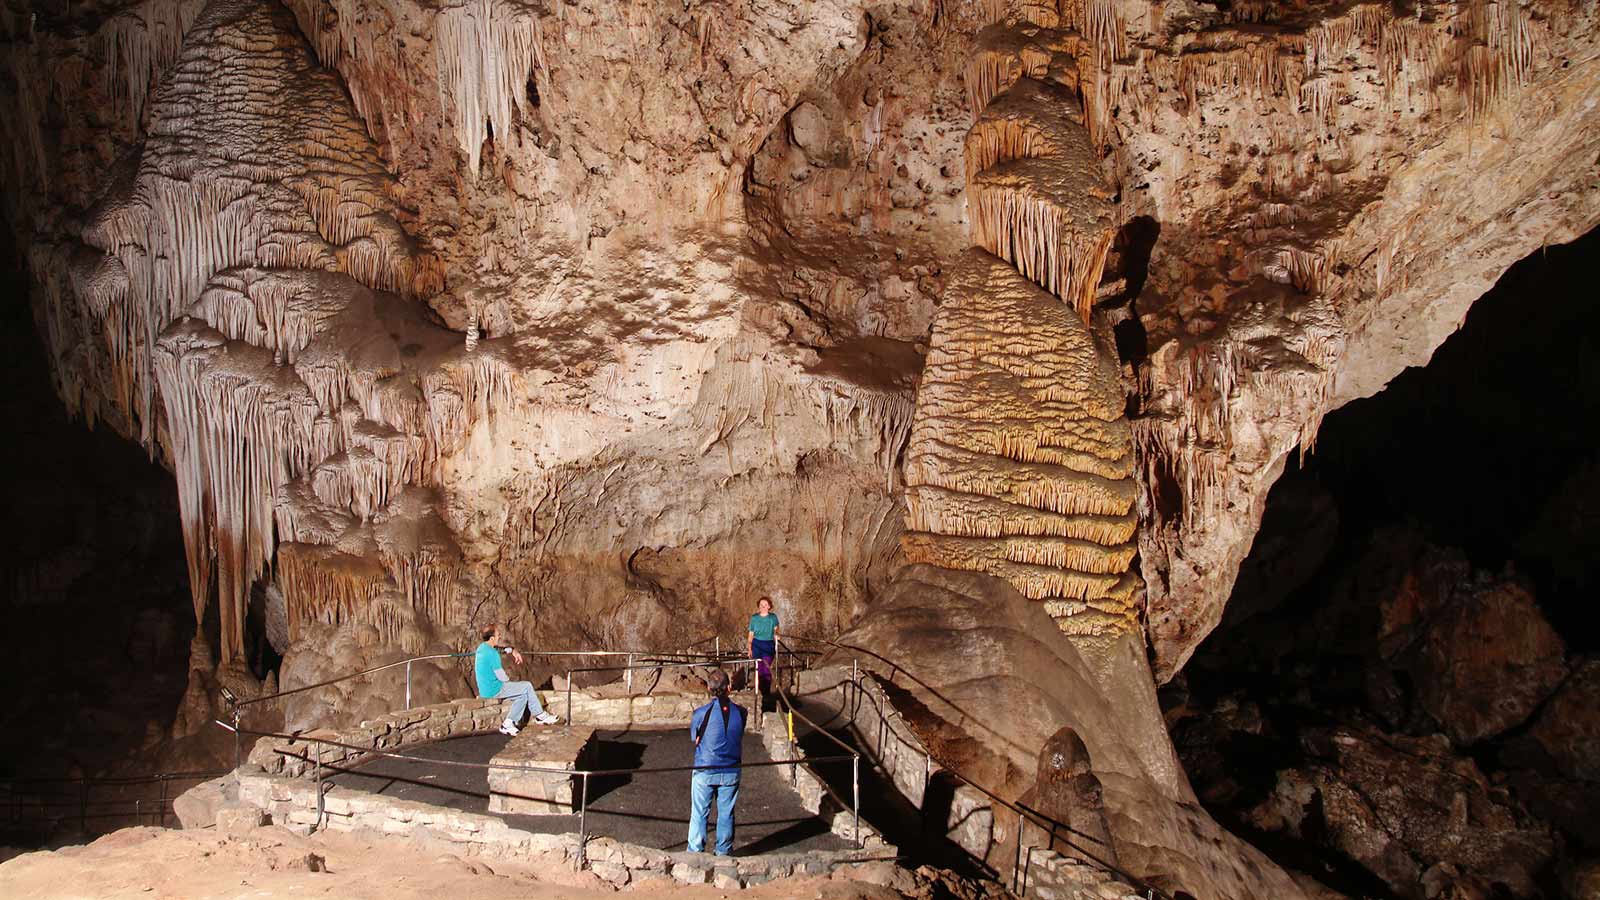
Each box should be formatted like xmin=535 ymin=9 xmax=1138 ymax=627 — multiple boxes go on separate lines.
xmin=0 ymin=825 xmax=922 ymax=900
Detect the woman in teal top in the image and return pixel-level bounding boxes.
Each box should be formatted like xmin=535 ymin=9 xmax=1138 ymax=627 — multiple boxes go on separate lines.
xmin=748 ymin=597 xmax=779 ymax=691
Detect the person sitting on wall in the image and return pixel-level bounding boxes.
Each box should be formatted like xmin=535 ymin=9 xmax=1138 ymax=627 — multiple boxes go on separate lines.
xmin=687 ymin=667 xmax=747 ymax=856
xmin=475 ymin=624 xmax=559 ymax=735
xmin=747 ymin=596 xmax=780 ymax=693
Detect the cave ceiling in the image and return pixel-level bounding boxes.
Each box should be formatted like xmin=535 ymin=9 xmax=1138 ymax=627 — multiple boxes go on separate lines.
xmin=2 ymin=0 xmax=1598 ymax=679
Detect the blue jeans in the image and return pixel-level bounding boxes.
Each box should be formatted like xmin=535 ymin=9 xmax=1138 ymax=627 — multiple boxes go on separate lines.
xmin=687 ymin=770 xmax=740 ymax=855
xmin=495 ymin=681 xmax=544 ymax=722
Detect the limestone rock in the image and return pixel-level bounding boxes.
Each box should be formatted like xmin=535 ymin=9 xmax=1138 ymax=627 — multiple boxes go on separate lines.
xmin=836 ymin=564 xmax=1307 ymax=900
xmin=1248 ymin=727 xmax=1554 ymax=899
xmin=787 ymin=102 xmax=830 ymax=161
xmin=171 ymin=774 xmax=234 ymax=830
xmin=1529 ymin=658 xmax=1600 ymax=783
xmin=1407 ymin=576 xmax=1566 ymax=746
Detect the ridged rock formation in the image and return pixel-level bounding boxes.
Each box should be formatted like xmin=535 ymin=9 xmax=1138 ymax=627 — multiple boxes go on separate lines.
xmin=76 ymin=0 xmax=486 ymax=664
xmin=903 ymin=3 xmax=1138 ymax=638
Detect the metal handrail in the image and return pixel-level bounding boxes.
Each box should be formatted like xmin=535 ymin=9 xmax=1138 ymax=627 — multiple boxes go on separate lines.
xmin=561 ymin=657 xmax=761 ymax=727
xmin=233 ymin=652 xmax=472 ymax=708
xmin=778 ymin=633 xmax=1176 ymax=900
xmin=3 ymin=769 xmax=228 ymax=835
xmin=218 ymin=719 xmax=861 ymax=868
xmin=233 ymin=638 xmax=737 ymax=711
xmin=772 ymin=671 xmax=864 ymax=846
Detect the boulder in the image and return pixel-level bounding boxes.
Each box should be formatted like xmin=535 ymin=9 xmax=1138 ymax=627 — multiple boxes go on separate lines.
xmin=1331 ymin=531 xmax=1568 ymax=744
xmin=1407 ymin=575 xmax=1566 ymax=745
xmin=1529 ymin=657 xmax=1600 ymax=782
xmin=171 ymin=774 xmax=234 ymax=829
xmin=1247 ymin=726 xmax=1554 ymax=898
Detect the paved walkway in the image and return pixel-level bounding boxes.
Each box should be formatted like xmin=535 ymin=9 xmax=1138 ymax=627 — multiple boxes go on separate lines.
xmin=327 ymin=728 xmax=852 ymax=856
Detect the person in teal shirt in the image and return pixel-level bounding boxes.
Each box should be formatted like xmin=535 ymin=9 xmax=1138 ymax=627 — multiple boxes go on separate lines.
xmin=747 ymin=598 xmax=779 ymax=693
xmin=476 ymin=623 xmax=558 ymax=735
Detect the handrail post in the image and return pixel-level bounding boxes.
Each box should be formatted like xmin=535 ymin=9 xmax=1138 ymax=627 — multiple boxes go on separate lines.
xmin=232 ymin=708 xmax=242 ymax=769
xmin=158 ymin=775 xmax=166 ymax=828
xmin=1012 ymin=807 xmax=1024 ymax=894
xmin=625 ymin=653 xmax=633 ymax=694
xmin=851 ymin=755 xmax=861 ymax=848
xmin=850 ymin=658 xmax=859 ymax=725
xmin=576 ymin=771 xmax=590 ymax=870
xmin=314 ymin=749 xmax=324 ymax=833
xmin=566 ymin=671 xmax=573 ymax=725
xmin=405 ymin=660 xmax=412 ymax=710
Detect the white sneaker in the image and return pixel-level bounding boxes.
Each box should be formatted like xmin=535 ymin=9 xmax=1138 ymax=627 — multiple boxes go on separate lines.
xmin=535 ymin=712 xmax=559 ymax=725
xmin=498 ymin=719 xmax=520 ymax=736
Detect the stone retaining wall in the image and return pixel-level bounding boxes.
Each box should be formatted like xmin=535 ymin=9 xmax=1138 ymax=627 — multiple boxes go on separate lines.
xmin=233 ymin=763 xmax=892 ymax=889
xmin=540 ymin=689 xmax=705 ymax=727
xmin=234 ymin=687 xmax=894 ymax=890
xmin=247 ymin=697 xmax=508 ymax=776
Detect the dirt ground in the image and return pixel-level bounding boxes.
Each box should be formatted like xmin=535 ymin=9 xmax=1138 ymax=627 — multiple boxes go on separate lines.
xmin=0 ymin=825 xmax=951 ymax=900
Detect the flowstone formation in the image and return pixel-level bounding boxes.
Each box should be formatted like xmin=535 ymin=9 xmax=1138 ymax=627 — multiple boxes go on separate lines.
xmin=902 ymin=3 xmax=1138 ymax=637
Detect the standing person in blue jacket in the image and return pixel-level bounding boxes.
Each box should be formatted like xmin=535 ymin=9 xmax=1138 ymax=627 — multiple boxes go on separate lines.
xmin=747 ymin=597 xmax=780 ymax=693
xmin=475 ymin=623 xmax=559 ymax=736
xmin=687 ymin=667 xmax=747 ymax=855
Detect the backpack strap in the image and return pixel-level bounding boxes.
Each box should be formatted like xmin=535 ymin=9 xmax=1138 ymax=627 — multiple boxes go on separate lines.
xmin=694 ymin=699 xmax=731 ymax=745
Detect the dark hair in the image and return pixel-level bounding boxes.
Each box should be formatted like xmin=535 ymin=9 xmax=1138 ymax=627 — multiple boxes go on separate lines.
xmin=481 ymin=624 xmax=497 ymax=641
xmin=705 ymin=667 xmax=730 ymax=697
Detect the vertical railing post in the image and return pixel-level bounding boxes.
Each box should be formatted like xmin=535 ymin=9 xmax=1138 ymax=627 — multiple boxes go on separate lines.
xmin=566 ymin=671 xmax=574 ymax=725
xmin=714 ymin=635 xmax=720 ymax=659
xmin=850 ymin=658 xmax=859 ymax=725
xmin=852 ymin=755 xmax=861 ymax=848
xmin=576 ymin=772 xmax=590 ymax=870
xmin=232 ymin=708 xmax=242 ymax=769
xmin=625 ymin=653 xmax=634 ymax=694
xmin=158 ymin=775 xmax=167 ymax=828
xmin=404 ymin=660 xmax=413 ymax=710
xmin=1012 ymin=807 xmax=1025 ymax=894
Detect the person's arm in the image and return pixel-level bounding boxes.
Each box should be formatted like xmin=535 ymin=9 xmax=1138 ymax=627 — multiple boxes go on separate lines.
xmin=495 ymin=645 xmax=521 ymax=681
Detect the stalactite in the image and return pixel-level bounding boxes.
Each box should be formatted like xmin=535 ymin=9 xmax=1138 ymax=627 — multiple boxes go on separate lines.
xmin=434 ymin=0 xmax=548 ymax=174
xmin=99 ymin=0 xmax=204 ymax=129
xmin=965 ymin=75 xmax=1115 ymax=321
xmin=69 ymin=0 xmax=445 ymax=450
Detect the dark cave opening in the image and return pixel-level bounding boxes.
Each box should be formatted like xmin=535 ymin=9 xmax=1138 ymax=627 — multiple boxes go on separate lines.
xmin=1176 ymin=227 xmax=1600 ymax=898
xmin=0 ymin=236 xmax=196 ymax=783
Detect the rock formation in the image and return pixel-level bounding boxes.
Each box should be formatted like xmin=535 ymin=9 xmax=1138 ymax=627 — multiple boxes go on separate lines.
xmin=5 ymin=0 xmax=1600 ymax=894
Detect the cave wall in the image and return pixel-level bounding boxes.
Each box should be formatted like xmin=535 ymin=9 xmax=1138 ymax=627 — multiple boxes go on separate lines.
xmin=2 ymin=0 xmax=1598 ymax=695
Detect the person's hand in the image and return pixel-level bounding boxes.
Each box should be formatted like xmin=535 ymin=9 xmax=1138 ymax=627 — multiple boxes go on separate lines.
xmin=510 ymin=648 xmax=525 ymax=666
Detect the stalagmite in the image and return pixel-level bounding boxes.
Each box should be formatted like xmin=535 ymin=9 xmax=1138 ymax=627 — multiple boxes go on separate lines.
xmin=902 ymin=11 xmax=1139 ymax=637
xmin=903 ymin=251 xmax=1140 ymax=634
